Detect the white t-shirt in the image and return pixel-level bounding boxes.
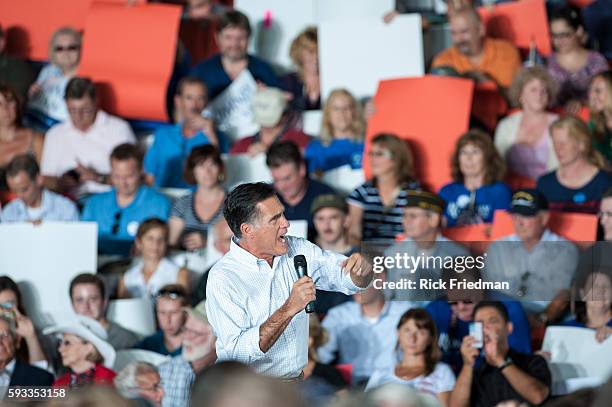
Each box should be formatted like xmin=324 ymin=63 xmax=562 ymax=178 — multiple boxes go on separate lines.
xmin=365 ymin=362 xmax=456 ymax=397
xmin=28 ymin=64 xmax=70 ymax=121
xmin=123 ymin=258 xmax=181 ymax=298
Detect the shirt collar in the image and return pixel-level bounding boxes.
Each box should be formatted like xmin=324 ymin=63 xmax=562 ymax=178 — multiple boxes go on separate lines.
xmin=69 ymin=110 xmax=107 ymax=134
xmin=229 ymin=237 xmax=275 ymax=268
xmin=2 ymin=358 xmax=16 ymax=375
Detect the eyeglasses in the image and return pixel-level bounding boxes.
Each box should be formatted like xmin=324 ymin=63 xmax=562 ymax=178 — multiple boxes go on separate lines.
xmin=67 ymin=106 xmax=96 ymax=116
xmin=449 ymin=300 xmax=474 ymax=306
xmin=111 ymin=211 xmax=122 ymax=235
xmin=368 ymin=150 xmax=392 ymax=158
xmin=133 ymin=382 xmax=163 ymax=392
xmin=551 ymin=32 xmax=573 ymax=40
xmin=517 ymin=271 xmax=531 ymax=297
xmin=597 ymin=211 xmax=612 ymax=219
xmin=54 ymin=44 xmax=80 ymax=52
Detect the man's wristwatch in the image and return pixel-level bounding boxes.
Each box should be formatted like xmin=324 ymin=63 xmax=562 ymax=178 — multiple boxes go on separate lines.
xmin=497 ymin=357 xmax=513 ymax=371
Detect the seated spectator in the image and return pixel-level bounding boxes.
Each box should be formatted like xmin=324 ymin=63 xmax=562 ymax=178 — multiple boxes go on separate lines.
xmin=577 ymin=187 xmax=612 ymax=274
xmin=134 ymin=285 xmax=187 ymax=357
xmin=537 ymin=116 xmax=612 ymax=214
xmin=0 ymin=314 xmax=53 ymax=397
xmin=486 ymin=189 xmax=579 ymax=323
xmin=190 ymin=217 xmax=233 ymax=306
xmin=1 ymin=154 xmax=79 ymax=222
xmin=426 ymin=268 xmax=532 ymax=374
xmin=311 ymin=194 xmax=354 ymax=314
xmin=168 ymin=145 xmax=226 ymax=251
xmin=28 ymin=27 xmax=81 ymax=123
xmin=43 ymin=315 xmax=117 ymax=388
xmin=365 ymin=309 xmax=455 ymax=406
xmin=495 ymin=67 xmax=559 ymax=181
xmin=118 ymin=219 xmax=189 ymax=299
xmin=563 ymin=270 xmax=611 ymax=343
xmin=69 ymin=273 xmax=138 ymax=350
xmin=547 ymin=6 xmax=608 ymax=113
xmin=0 ymin=24 xmax=35 ymax=100
xmin=230 ymin=87 xmax=310 ymax=155
xmin=348 ymin=133 xmax=420 ymax=244
xmin=305 ymin=88 xmax=365 ymax=173
xmin=588 ymin=70 xmax=612 ymax=165
xmin=582 ymin=0 xmax=612 ymax=60
xmin=144 ymin=76 xmax=220 ymax=188
xmin=431 ymin=6 xmax=520 ymax=90
xmin=385 ymin=190 xmax=469 ymax=301
xmin=189 ymin=10 xmax=279 ymax=101
xmin=318 ymin=275 xmax=415 ymax=385
xmin=302 ymin=314 xmax=347 ymax=404
xmin=450 ymin=301 xmax=551 ymax=407
xmin=266 ymin=141 xmax=334 ymax=239
xmin=0 ymin=276 xmax=48 ymax=369
xmin=440 ymin=129 xmax=511 ymax=227
xmin=114 ymin=362 xmax=164 ymax=407
xmin=0 ymin=85 xmax=43 ymax=193
xmin=158 ymin=303 xmax=216 ymax=407
xmin=41 ymin=77 xmax=136 ymax=196
xmin=81 ymin=144 xmax=171 ymax=256
xmin=283 ymin=26 xmax=320 ymax=111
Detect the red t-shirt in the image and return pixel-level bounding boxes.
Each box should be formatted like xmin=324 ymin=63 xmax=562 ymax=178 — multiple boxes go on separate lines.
xmin=229 ymin=128 xmax=311 ymax=154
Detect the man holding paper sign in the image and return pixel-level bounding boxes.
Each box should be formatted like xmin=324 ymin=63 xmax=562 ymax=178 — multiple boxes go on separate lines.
xmin=205 ymin=182 xmax=372 ymax=379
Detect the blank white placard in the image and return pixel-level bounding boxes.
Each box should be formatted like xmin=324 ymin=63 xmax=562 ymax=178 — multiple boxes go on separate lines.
xmin=319 ymin=14 xmax=424 ymax=100
xmin=315 ymin=0 xmax=393 ymax=22
xmin=223 ymin=153 xmax=272 ymax=189
xmin=0 ymin=222 xmax=97 ymax=327
xmin=235 ymin=0 xmax=316 ymax=70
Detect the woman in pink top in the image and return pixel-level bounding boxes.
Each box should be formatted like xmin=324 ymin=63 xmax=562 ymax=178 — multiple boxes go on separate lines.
xmin=495 ymin=66 xmax=559 ymax=182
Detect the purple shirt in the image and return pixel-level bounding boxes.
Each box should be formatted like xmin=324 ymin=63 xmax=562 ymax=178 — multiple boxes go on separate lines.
xmin=547 ymin=51 xmax=609 ymax=106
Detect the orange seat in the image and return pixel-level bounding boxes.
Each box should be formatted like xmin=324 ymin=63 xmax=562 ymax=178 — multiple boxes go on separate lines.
xmin=472 ymin=81 xmax=508 ymax=131
xmin=364 ymin=76 xmax=473 ymax=193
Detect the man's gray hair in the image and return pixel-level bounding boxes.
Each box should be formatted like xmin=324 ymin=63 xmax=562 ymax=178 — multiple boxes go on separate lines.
xmin=114 ymin=361 xmax=159 ymax=399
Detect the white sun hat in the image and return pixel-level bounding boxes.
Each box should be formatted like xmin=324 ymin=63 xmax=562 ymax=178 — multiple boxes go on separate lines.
xmin=43 ymin=315 xmax=116 ymax=369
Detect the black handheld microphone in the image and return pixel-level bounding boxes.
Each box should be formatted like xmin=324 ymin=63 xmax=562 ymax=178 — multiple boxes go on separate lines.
xmin=294 ymin=255 xmax=315 ymax=313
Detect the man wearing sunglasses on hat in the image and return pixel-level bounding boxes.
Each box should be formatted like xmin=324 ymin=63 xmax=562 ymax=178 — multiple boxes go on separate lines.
xmin=486 ymin=189 xmax=578 ymax=329
xmin=205 ymin=182 xmax=372 ymax=380
xmin=135 ymin=285 xmax=187 ymax=357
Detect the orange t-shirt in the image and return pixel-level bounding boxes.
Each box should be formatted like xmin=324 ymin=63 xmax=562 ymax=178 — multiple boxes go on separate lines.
xmin=432 ymin=38 xmax=521 ymax=88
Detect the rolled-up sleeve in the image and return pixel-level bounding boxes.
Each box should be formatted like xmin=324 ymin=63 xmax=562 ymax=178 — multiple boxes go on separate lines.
xmin=205 ymin=272 xmax=266 ymax=364
xmin=306 ymin=240 xmax=362 ymax=295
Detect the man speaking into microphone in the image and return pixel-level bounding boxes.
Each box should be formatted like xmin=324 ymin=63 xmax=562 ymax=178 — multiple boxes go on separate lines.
xmin=205 ymin=182 xmax=372 ymax=380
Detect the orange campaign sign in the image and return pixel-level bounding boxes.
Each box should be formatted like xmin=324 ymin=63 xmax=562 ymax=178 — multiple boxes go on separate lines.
xmin=78 ymin=2 xmax=181 ymax=121
xmin=490 ymin=210 xmax=598 ymax=244
xmin=364 ymin=76 xmax=473 ymax=193
xmin=478 ymin=0 xmax=552 ymax=56
xmin=0 ymin=0 xmax=91 ymax=61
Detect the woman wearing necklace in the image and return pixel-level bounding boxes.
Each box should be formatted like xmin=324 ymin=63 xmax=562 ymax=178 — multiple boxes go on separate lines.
xmin=365 ymin=308 xmax=455 ymax=406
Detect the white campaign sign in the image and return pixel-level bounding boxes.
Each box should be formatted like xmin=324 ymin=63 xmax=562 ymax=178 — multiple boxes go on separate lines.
xmin=319 ymin=14 xmax=424 ymax=100
xmin=0 ymin=222 xmax=97 ymax=328
xmin=206 ymin=70 xmax=260 ymax=142
xmin=314 ymin=0 xmax=393 ymax=22
xmin=235 ymin=0 xmax=316 ymax=70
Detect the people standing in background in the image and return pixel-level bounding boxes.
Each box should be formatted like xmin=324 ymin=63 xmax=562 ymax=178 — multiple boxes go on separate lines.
xmin=588 ymin=71 xmax=612 ymax=165
xmin=305 ymin=89 xmax=365 ymax=174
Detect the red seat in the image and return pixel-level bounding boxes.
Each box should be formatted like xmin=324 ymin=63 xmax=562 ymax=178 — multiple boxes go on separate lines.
xmin=335 ymin=363 xmax=352 ymax=386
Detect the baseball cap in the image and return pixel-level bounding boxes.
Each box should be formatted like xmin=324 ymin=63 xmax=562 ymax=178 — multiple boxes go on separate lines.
xmin=252 ymin=87 xmax=287 ymax=127
xmin=405 ymin=190 xmax=444 ymax=214
xmin=311 ymin=194 xmax=348 ymax=215
xmin=508 ymin=189 xmax=548 ymax=216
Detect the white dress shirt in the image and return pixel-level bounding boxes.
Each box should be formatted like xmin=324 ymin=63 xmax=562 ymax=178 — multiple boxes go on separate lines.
xmin=0 ymin=358 xmax=16 ymax=399
xmin=205 ymin=236 xmax=362 ymax=378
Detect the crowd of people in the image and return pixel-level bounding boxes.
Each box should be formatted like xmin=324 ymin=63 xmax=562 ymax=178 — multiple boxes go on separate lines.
xmin=1 ymin=0 xmax=612 ymax=406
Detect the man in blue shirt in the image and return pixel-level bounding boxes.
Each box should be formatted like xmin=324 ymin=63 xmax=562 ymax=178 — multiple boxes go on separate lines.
xmin=189 ymin=10 xmax=279 ymax=101
xmin=266 ymin=141 xmax=335 ymax=241
xmin=144 ymin=76 xmax=220 ymax=188
xmin=82 ymin=143 xmax=171 ymax=256
xmin=1 ymin=154 xmax=79 ymax=223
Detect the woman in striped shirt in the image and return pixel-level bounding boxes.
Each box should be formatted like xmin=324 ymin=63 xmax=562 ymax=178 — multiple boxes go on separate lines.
xmin=347 ymin=133 xmax=420 ymax=244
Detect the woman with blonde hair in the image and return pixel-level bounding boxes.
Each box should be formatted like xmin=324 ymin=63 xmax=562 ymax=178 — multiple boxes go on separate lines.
xmin=347 ymin=133 xmax=419 ymax=244
xmin=495 ymin=66 xmax=559 ymax=181
xmin=283 ymin=26 xmax=320 ymax=111
xmin=537 ymin=115 xmax=612 ymax=213
xmin=305 ymin=88 xmax=365 ymax=173
xmin=588 ymin=71 xmax=612 ymax=165
xmin=28 ymin=27 xmax=81 ymax=124
xmin=440 ymin=129 xmax=510 ymax=227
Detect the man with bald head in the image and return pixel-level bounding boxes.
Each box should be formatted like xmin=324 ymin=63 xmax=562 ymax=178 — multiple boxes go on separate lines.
xmin=432 ymin=6 xmax=520 ymax=90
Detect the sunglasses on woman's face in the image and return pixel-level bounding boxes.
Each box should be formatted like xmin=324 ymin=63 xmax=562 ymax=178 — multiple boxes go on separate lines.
xmin=54 ymin=44 xmax=80 ymax=53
